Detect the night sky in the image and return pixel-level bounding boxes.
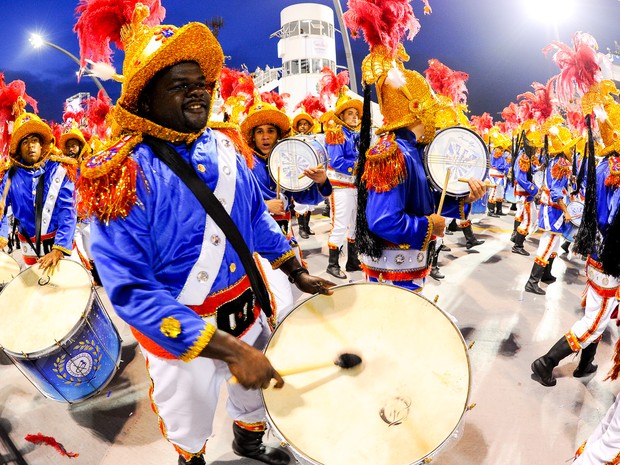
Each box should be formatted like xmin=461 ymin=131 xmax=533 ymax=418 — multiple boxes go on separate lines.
xmin=2 ymin=0 xmax=619 ymax=124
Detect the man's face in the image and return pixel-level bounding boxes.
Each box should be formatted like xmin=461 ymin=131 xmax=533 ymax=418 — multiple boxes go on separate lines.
xmin=140 ymin=62 xmax=213 ymax=133
xmin=253 ymin=124 xmax=279 ymax=156
xmin=19 ymin=134 xmax=43 ymax=165
xmin=340 ymin=108 xmax=360 ymax=127
xmin=65 ymin=139 xmax=83 ymax=158
xmin=296 ymin=119 xmax=312 ymax=134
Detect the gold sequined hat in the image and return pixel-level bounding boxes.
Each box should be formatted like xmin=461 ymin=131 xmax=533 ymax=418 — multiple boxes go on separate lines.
xmin=334 ymin=86 xmax=363 ymax=119
xmin=521 ymin=119 xmax=543 ymax=148
xmin=292 ymin=111 xmax=316 ymax=133
xmin=239 ymin=101 xmax=291 ymax=147
xmin=58 ymin=125 xmax=87 ymax=154
xmin=547 ymin=125 xmax=580 ymax=156
xmin=598 ymin=100 xmax=620 ymax=156
xmin=9 ymin=112 xmax=54 ymax=159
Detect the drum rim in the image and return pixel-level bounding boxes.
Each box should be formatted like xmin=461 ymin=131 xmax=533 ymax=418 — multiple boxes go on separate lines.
xmin=260 ymin=281 xmax=472 ymax=464
xmin=0 ymin=251 xmax=20 ymax=286
xmin=424 ymin=125 xmax=490 ymax=197
xmin=0 ymin=260 xmax=95 ymax=357
xmin=268 ymin=137 xmax=322 ymax=192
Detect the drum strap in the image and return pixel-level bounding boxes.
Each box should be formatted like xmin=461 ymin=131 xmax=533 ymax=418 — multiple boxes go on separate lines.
xmin=23 ymin=173 xmax=46 ymax=258
xmin=143 ymin=135 xmax=273 ymax=318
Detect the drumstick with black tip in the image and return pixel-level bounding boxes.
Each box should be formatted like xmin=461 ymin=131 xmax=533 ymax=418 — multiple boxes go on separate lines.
xmin=276 ymin=166 xmax=281 ymax=199
xmin=436 ymin=168 xmax=451 ymax=216
xmin=229 ymin=352 xmax=362 ymax=384
xmin=297 ymin=163 xmax=325 ymax=179
xmin=457 ymin=177 xmax=496 ymax=188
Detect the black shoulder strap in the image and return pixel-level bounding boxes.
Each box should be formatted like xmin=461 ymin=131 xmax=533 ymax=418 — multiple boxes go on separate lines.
xmin=143 ymin=135 xmax=273 ymax=317
xmin=33 ymin=172 xmax=46 ymax=257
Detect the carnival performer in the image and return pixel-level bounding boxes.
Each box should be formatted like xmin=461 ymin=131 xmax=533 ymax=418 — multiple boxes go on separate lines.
xmin=487 ymin=127 xmax=511 ymax=217
xmin=524 ymin=124 xmax=577 ymax=295
xmin=343 ymin=0 xmax=486 ymax=293
xmin=74 ymin=3 xmax=334 ymax=465
xmin=511 ymin=121 xmax=543 ymax=256
xmin=0 ymin=103 xmax=77 ymax=271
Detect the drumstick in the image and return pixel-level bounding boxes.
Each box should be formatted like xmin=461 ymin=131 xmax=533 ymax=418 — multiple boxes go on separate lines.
xmin=436 ymin=168 xmax=451 ymax=216
xmin=297 ymin=163 xmax=325 ymax=179
xmin=276 ymin=166 xmax=281 ymax=199
xmin=229 ymin=352 xmax=362 ymax=384
xmin=457 ymin=177 xmax=496 ymax=188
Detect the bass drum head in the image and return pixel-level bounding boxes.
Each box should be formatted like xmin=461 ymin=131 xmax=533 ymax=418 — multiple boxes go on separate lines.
xmin=0 ymin=252 xmax=20 ymax=286
xmin=567 ymin=200 xmax=583 ymax=227
xmin=269 ymin=138 xmax=322 ymax=192
xmin=262 ymin=282 xmax=471 ymax=465
xmin=533 ymin=170 xmax=544 ymax=189
xmin=0 ymin=260 xmax=92 ymax=355
xmin=424 ymin=126 xmax=489 ymax=196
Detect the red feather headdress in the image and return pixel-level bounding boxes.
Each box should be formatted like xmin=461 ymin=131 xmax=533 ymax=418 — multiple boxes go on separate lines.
xmin=74 ymin=0 xmax=166 ymax=67
xmin=0 ymin=73 xmax=38 ymax=156
xmin=318 ymin=67 xmax=350 ymax=105
xmin=260 ymin=91 xmax=289 ymax=111
xmin=470 ymin=112 xmax=493 ymax=135
xmin=295 ymin=95 xmax=327 ymax=119
xmin=424 ymin=58 xmax=469 ymax=105
xmin=517 ymin=78 xmax=556 ymax=125
xmin=500 ymin=102 xmax=521 ymax=133
xmin=85 ymin=89 xmax=113 ymax=140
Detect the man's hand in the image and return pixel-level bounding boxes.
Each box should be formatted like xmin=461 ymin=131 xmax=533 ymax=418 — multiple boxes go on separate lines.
xmin=429 ymin=213 xmax=446 ymax=237
xmin=463 ymin=178 xmax=487 ymax=204
xmin=265 ymin=199 xmax=286 ymax=216
xmin=0 ymin=237 xmax=8 ymax=250
xmin=294 ymin=272 xmax=336 ymax=296
xmin=303 ymin=166 xmax=328 ymax=185
xmin=38 ymin=249 xmax=64 ymax=274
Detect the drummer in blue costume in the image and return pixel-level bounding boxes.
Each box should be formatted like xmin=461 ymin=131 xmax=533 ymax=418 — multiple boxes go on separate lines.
xmin=343 ymin=1 xmax=486 ymax=293
xmin=531 ymin=94 xmax=620 ymax=390
xmin=487 ymin=127 xmax=511 ymax=217
xmin=0 ymin=103 xmax=77 ymax=271
xmin=524 ymin=122 xmax=578 ymax=295
xmin=511 ymin=120 xmax=543 ymax=256
xmin=74 ymin=4 xmax=333 ymax=464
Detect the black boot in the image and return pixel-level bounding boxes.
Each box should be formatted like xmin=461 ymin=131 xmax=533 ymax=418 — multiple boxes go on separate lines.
xmin=487 ymin=201 xmax=499 ymax=217
xmin=561 ymin=241 xmax=570 ymax=254
xmin=531 ymin=337 xmax=575 ymax=387
xmin=326 ymin=247 xmax=347 ymax=279
xmin=510 ymin=220 xmax=521 ymax=242
xmin=573 ymin=342 xmax=598 ymax=378
xmin=541 ymin=257 xmax=557 ymax=284
xmin=178 ymin=455 xmax=206 ymax=465
xmin=89 ymin=260 xmax=102 ymax=287
xmin=345 ymin=242 xmax=362 ymax=272
xmin=232 ymin=423 xmax=290 ymax=465
xmin=524 ymin=262 xmax=546 ymax=295
xmin=297 ymin=214 xmax=309 ymax=239
xmin=462 ymin=225 xmax=485 ymax=249
xmin=447 ymin=219 xmax=458 ymax=232
xmin=511 ymin=232 xmax=530 ymax=256
xmin=304 ymin=212 xmax=315 ymax=235
xmin=496 ymin=201 xmax=506 ymax=216
xmin=322 ymin=200 xmax=330 ymax=217
xmin=510 ymin=202 xmax=517 ymax=211
xmin=430 ymin=250 xmax=444 ymax=280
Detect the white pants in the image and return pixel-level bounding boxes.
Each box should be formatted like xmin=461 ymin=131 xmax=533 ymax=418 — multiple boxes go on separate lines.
xmin=488 ymin=175 xmax=505 ymax=202
xmin=142 ymin=314 xmax=271 ymax=455
xmin=534 ymin=231 xmax=561 ymax=264
xmin=573 ymin=394 xmax=620 ymax=464
xmin=515 ymin=197 xmax=537 ymax=235
xmin=328 ymin=187 xmax=357 ymax=249
xmin=74 ymin=222 xmax=93 ymax=260
xmin=256 ymin=255 xmax=295 ymax=324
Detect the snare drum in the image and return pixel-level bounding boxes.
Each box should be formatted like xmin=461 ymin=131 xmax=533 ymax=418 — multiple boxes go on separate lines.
xmin=566 ymin=200 xmax=584 ymax=227
xmin=269 ymin=136 xmax=328 ymax=192
xmin=532 ymin=170 xmax=544 ymax=190
xmin=0 ymin=260 xmax=122 ymax=403
xmin=424 ymin=126 xmax=489 ymax=197
xmin=262 ymin=282 xmax=471 ymax=465
xmin=0 ymin=252 xmax=20 ymax=290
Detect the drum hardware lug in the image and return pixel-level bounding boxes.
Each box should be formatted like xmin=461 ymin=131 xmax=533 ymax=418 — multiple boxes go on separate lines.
xmin=433 ymin=295 xmax=439 ymax=304
xmin=423 ymin=458 xmax=433 ymax=463
xmin=38 ymin=275 xmax=51 ymax=286
xmin=466 ymin=403 xmax=477 ymax=411
xmin=468 ymin=341 xmax=476 ymax=350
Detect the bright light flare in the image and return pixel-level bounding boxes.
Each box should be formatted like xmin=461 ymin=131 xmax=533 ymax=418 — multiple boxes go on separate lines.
xmin=524 ymin=0 xmax=574 ymax=23
xmin=29 ymin=33 xmax=45 ymax=49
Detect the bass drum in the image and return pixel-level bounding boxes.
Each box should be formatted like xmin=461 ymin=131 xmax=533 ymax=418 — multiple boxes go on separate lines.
xmin=0 ymin=260 xmax=122 ymax=403
xmin=424 ymin=126 xmax=489 ymax=197
xmin=566 ymin=200 xmax=584 ymax=227
xmin=262 ymin=282 xmax=471 ymax=465
xmin=0 ymin=252 xmax=20 ymax=290
xmin=269 ymin=136 xmax=328 ymax=192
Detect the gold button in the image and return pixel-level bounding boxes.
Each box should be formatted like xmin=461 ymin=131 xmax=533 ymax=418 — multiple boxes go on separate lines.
xmin=347 ymin=167 xmax=353 ymax=173
xmin=229 ymin=263 xmax=236 ymax=273
xmin=197 ymin=164 xmax=206 ymax=172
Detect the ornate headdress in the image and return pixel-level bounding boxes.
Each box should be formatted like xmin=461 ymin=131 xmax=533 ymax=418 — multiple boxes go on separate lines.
xmin=58 ymin=125 xmax=89 ymax=160
xmin=239 ymin=100 xmax=291 ymax=151
xmin=0 ymin=74 xmax=38 ymax=157
xmin=424 ymin=58 xmax=470 ymax=130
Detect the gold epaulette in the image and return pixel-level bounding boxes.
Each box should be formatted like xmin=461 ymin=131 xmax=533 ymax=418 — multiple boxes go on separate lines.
xmin=77 ymin=133 xmax=143 ymax=222
xmin=49 ymin=153 xmax=78 ymax=183
xmin=605 ymin=156 xmax=620 ymax=188
xmin=551 ymin=157 xmax=571 ymax=180
xmin=362 ymin=133 xmax=406 ymax=193
xmin=518 ymin=155 xmax=531 ymax=172
xmin=325 ymin=124 xmax=345 ymax=145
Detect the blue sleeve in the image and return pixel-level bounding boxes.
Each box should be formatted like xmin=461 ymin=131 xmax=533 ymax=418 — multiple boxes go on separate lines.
xmin=327 ymin=141 xmax=356 ymax=175
xmin=51 ymin=176 xmax=77 ymax=254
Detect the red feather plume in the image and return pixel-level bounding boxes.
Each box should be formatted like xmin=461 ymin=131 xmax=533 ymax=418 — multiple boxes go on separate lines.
xmin=500 ymin=102 xmax=521 ymax=132
xmin=516 ymin=78 xmax=556 ymax=125
xmin=343 ymin=0 xmax=431 ymax=55
xmin=85 ymin=89 xmax=112 ymax=140
xmin=295 ymin=95 xmax=327 ymax=119
xmin=566 ymin=107 xmax=586 ymax=135
xmin=543 ymin=31 xmax=605 ymax=107
xmin=219 ymin=67 xmax=245 ymax=101
xmin=470 ymin=112 xmax=493 ymax=134
xmin=424 ymin=58 xmax=469 ymax=105
xmin=50 ymin=121 xmax=64 ymax=146
xmin=318 ymin=68 xmax=350 ymax=104
xmin=260 ymin=91 xmax=289 ymax=111
xmin=74 ymin=0 xmax=166 ymax=66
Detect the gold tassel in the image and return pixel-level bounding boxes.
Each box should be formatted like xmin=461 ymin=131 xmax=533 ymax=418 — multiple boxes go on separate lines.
xmin=605 ymin=156 xmax=620 ymax=188
xmin=518 ymin=155 xmax=530 ymax=172
xmin=362 ymin=134 xmax=406 ymax=193
xmin=325 ymin=125 xmax=345 ymax=145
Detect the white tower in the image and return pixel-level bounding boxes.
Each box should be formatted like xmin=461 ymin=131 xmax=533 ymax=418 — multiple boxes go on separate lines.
xmin=275 ymin=3 xmax=337 ymax=109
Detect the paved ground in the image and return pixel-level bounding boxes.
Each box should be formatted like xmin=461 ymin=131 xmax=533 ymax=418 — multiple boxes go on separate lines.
xmin=0 ymin=206 xmax=617 ymax=465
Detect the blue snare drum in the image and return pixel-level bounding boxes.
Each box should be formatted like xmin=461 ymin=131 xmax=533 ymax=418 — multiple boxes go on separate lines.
xmin=0 ymin=260 xmax=121 ymax=403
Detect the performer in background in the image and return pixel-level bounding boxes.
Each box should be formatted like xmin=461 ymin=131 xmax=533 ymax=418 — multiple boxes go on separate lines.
xmin=74 ymin=4 xmax=334 ymax=465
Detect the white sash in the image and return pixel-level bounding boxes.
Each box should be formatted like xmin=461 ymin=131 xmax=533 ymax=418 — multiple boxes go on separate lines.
xmin=41 ymin=165 xmax=67 ymax=236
